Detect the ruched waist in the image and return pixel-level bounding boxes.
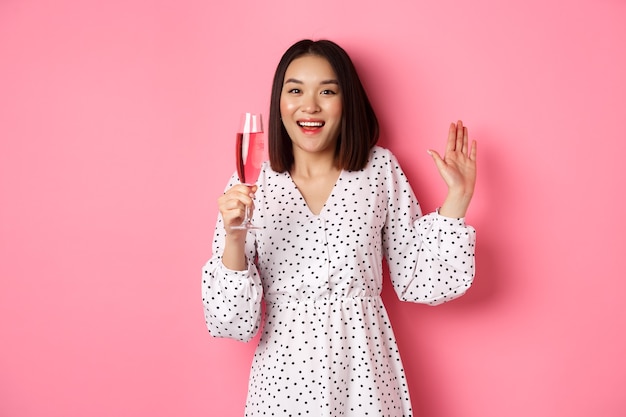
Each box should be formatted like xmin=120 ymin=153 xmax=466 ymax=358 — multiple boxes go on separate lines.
xmin=263 ymin=293 xmax=382 ymax=305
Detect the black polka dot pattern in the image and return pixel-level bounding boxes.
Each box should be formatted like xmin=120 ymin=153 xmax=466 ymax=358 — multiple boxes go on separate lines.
xmin=202 ymin=146 xmax=476 ymax=416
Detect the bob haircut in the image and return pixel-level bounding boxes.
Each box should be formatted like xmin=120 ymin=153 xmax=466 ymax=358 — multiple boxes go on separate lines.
xmin=268 ymin=39 xmax=379 ymax=173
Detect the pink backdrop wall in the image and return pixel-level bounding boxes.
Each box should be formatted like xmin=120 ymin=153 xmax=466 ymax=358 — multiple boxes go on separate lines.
xmin=1 ymin=0 xmax=625 ymax=416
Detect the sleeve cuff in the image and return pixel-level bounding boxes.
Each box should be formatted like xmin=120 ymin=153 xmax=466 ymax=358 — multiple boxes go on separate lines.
xmin=434 ymin=208 xmax=466 ymax=228
xmin=218 ymin=259 xmax=252 ymax=276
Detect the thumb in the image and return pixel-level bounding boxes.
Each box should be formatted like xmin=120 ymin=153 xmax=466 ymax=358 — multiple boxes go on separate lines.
xmin=246 ymin=184 xmax=258 ymax=197
xmin=427 ymin=149 xmax=445 ymax=170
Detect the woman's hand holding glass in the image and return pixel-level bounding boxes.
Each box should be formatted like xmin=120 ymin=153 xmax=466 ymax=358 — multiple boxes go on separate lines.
xmin=218 ymin=183 xmax=258 ymax=233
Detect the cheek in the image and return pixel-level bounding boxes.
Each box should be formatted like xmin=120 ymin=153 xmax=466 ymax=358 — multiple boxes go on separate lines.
xmin=325 ymin=97 xmax=342 ymax=114
xmin=329 ymin=101 xmax=343 ymax=120
xmin=279 ymin=99 xmax=296 ymax=134
xmin=280 ymin=97 xmax=297 ymax=116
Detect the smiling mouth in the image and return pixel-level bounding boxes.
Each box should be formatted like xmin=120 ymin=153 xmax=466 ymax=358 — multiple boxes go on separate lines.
xmin=297 ymin=121 xmax=325 ymax=128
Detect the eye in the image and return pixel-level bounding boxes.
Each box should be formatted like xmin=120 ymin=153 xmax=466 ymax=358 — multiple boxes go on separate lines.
xmin=287 ymin=88 xmax=301 ymax=94
xmin=320 ymin=89 xmax=337 ymax=95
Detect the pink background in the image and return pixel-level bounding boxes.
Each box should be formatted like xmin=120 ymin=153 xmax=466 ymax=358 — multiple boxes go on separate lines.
xmin=1 ymin=0 xmax=625 ymax=416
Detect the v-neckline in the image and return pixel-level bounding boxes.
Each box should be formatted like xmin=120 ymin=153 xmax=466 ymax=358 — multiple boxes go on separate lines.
xmin=287 ymin=169 xmax=343 ymax=217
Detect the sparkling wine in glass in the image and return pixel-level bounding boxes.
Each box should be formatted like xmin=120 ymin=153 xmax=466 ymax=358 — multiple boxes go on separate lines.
xmin=231 ymin=112 xmax=265 ymax=230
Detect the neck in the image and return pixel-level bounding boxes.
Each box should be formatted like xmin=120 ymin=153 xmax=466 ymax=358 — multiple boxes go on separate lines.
xmin=291 ymin=150 xmax=338 ymax=179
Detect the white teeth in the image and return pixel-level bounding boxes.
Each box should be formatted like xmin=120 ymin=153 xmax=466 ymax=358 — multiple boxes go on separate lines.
xmin=298 ymin=121 xmax=324 ymax=127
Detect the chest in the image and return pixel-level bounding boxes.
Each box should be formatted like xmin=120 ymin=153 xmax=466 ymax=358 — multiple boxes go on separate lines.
xmin=291 ymin=171 xmax=340 ymax=216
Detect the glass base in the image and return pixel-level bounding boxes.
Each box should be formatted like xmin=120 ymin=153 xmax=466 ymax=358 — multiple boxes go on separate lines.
xmin=230 ymin=222 xmax=263 ymax=230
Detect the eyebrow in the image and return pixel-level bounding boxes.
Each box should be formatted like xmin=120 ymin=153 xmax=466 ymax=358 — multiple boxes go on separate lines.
xmin=284 ymin=78 xmax=339 ymax=85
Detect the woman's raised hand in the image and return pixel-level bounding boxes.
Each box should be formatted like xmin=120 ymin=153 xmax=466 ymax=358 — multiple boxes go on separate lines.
xmin=428 ymin=120 xmax=477 ymax=218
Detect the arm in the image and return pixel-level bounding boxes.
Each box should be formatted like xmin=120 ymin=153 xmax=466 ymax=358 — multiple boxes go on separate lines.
xmin=201 ymin=173 xmax=263 ymax=342
xmin=382 ymin=150 xmax=476 ymax=305
xmin=218 ymin=181 xmax=258 ymax=270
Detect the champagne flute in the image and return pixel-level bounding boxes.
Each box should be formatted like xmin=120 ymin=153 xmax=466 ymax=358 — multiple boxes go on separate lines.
xmin=231 ymin=112 xmax=265 ymax=230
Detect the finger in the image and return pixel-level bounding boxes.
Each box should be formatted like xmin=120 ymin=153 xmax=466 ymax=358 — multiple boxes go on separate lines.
xmin=227 ymin=184 xmax=257 ymax=205
xmin=462 ymin=126 xmax=469 ymax=155
xmin=469 ymin=139 xmax=477 ymax=162
xmin=219 ymin=190 xmax=244 ymax=209
xmin=219 ymin=195 xmax=244 ymax=219
xmin=455 ymin=120 xmax=464 ymax=152
xmin=219 ymin=201 xmax=243 ymax=225
xmin=445 ymin=123 xmax=456 ymax=155
xmin=219 ymin=190 xmax=254 ymax=220
xmin=228 ymin=199 xmax=256 ymax=228
xmin=230 ymin=183 xmax=256 ymax=196
xmin=227 ymin=206 xmax=246 ymax=223
xmin=243 ymin=184 xmax=257 ymax=195
xmin=427 ymin=149 xmax=446 ymax=172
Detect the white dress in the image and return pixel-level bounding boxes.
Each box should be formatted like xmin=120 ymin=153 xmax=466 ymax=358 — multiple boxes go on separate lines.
xmin=202 ymin=146 xmax=476 ymax=416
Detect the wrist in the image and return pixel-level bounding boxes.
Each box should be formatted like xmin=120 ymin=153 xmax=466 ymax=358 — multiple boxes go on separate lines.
xmin=222 ymin=232 xmax=248 ymax=271
xmin=439 ymin=190 xmax=473 ymax=218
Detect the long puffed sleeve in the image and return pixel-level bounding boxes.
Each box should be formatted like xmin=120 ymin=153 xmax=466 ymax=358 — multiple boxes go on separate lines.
xmin=381 ymin=152 xmax=476 ymax=306
xmin=201 ymin=174 xmax=263 ymax=342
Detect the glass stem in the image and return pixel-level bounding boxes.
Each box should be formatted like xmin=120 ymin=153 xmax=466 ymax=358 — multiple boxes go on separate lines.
xmin=242 ymin=205 xmax=251 ymax=226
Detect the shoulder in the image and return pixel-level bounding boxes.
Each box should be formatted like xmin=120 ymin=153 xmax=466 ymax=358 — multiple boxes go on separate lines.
xmin=257 ymin=160 xmax=289 ymax=186
xmin=370 ymin=145 xmax=391 ymax=157
xmin=366 ymin=146 xmax=401 ymax=169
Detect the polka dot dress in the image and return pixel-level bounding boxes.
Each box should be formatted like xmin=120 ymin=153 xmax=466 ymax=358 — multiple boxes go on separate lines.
xmin=203 ymin=146 xmax=476 ymax=416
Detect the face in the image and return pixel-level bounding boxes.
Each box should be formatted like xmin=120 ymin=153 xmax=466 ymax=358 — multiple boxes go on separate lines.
xmin=280 ymin=55 xmax=343 ymax=160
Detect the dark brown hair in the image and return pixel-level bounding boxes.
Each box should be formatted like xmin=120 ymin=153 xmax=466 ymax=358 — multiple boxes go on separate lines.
xmin=268 ymin=39 xmax=379 ymax=172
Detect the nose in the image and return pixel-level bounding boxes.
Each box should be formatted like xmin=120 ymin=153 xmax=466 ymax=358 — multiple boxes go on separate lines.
xmin=301 ymin=93 xmax=320 ymax=113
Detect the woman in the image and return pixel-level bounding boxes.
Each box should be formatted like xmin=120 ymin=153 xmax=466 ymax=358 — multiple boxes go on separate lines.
xmin=203 ymin=39 xmax=477 ymax=416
